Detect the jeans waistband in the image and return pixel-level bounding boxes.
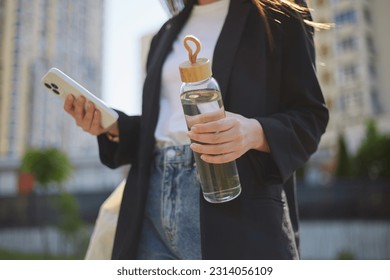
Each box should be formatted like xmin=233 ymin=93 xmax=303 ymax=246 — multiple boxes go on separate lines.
xmin=154 ymin=144 xmax=195 ymax=167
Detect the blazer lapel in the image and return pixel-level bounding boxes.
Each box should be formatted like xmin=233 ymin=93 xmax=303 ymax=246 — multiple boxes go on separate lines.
xmin=212 ymin=0 xmax=251 ymax=98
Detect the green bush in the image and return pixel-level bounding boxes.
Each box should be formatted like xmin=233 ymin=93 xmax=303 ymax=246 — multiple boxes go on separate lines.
xmin=352 ymin=120 xmax=390 ymax=179
xmin=21 ymin=148 xmax=73 ymax=188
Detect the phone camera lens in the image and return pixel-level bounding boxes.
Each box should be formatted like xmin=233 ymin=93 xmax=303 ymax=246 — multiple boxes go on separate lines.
xmin=44 ymin=83 xmax=52 ymax=89
xmin=52 ymin=89 xmax=60 ymax=95
xmin=51 ymin=83 xmax=59 ymax=89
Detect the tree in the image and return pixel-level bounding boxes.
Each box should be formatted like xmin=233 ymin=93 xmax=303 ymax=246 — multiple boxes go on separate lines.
xmin=334 ymin=134 xmax=352 ymax=177
xmin=20 ymin=148 xmax=73 ymax=189
xmin=55 ymin=192 xmax=87 ymax=257
xmin=20 ymin=147 xmax=79 ymax=256
xmin=352 ymin=120 xmax=390 ymax=179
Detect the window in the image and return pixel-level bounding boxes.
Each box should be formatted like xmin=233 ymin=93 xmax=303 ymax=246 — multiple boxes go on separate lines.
xmin=366 ymin=35 xmax=376 ymax=55
xmin=338 ymin=64 xmax=359 ymax=84
xmin=337 ymin=36 xmax=358 ymax=53
xmin=338 ymin=91 xmax=363 ymax=114
xmin=369 ymin=62 xmax=377 ymax=80
xmin=364 ymin=6 xmax=372 ymax=24
xmin=338 ymin=95 xmax=346 ymax=111
xmin=335 ymin=10 xmax=357 ymax=26
xmin=371 ymin=89 xmax=382 ymax=114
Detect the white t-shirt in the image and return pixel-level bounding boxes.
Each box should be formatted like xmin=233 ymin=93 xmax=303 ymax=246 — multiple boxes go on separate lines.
xmin=154 ymin=0 xmax=230 ymax=146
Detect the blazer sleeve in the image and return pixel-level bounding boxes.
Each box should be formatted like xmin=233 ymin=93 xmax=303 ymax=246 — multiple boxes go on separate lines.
xmin=256 ymin=12 xmax=329 ymax=184
xmin=97 ymin=111 xmax=141 ymax=169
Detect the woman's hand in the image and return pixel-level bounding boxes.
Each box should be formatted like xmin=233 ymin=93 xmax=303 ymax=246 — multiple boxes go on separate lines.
xmin=187 ymin=111 xmax=270 ymax=164
xmin=63 ymin=95 xmax=119 ymax=136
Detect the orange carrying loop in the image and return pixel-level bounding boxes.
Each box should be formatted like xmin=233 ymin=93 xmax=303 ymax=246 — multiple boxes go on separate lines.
xmin=183 ymin=35 xmax=201 ymax=64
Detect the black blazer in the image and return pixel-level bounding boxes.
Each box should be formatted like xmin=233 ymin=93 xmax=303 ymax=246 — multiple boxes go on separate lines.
xmin=98 ymin=0 xmax=329 ymax=259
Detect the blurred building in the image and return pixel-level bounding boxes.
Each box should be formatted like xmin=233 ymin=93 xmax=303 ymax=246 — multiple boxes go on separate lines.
xmin=308 ymin=0 xmax=390 ymax=154
xmin=303 ymin=0 xmax=390 ymax=184
xmin=0 ymin=0 xmax=124 ymax=195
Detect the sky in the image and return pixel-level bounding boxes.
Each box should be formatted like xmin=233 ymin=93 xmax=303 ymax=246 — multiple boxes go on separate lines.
xmin=102 ymin=0 xmax=168 ymax=115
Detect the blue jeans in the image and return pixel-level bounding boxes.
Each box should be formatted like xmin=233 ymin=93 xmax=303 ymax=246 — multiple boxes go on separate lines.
xmin=136 ymin=144 xmax=202 ymax=260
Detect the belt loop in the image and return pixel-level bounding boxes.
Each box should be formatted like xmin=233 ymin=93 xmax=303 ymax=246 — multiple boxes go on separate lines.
xmin=188 ymin=145 xmax=196 ymax=167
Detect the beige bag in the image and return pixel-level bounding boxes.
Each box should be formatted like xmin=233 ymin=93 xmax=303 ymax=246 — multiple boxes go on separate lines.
xmin=84 ymin=179 xmax=125 ymax=259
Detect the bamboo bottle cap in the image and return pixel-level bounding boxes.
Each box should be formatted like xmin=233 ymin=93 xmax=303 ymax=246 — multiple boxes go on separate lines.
xmin=179 ymin=35 xmax=212 ymax=83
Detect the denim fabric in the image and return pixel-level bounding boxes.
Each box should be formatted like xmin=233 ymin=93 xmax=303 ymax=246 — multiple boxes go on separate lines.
xmin=136 ymin=144 xmax=202 ymax=260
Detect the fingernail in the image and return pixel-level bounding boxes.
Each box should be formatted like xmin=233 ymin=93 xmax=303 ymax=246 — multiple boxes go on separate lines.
xmin=191 ymin=143 xmax=200 ymax=149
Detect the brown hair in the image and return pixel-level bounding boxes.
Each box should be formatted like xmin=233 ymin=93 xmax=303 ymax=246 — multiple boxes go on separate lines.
xmin=160 ymin=0 xmax=330 ymax=36
xmin=251 ymin=0 xmax=330 ymax=29
xmin=251 ymin=0 xmax=331 ymax=48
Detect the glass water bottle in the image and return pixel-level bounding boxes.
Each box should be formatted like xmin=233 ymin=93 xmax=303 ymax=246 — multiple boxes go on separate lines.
xmin=179 ymin=35 xmax=241 ymax=203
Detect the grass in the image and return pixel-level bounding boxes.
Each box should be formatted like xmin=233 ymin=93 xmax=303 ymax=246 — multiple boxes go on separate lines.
xmin=0 ymin=249 xmax=82 ymax=260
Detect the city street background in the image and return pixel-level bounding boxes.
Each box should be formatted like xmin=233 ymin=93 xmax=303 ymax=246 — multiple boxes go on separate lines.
xmin=0 ymin=0 xmax=389 ymax=260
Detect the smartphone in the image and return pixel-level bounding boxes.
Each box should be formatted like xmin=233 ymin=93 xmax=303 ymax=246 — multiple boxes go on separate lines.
xmin=41 ymin=67 xmax=119 ymax=130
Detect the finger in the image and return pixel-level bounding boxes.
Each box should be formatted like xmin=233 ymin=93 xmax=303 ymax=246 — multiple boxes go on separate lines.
xmin=74 ymin=96 xmax=87 ymax=125
xmin=64 ymin=95 xmax=75 ymax=114
xmin=81 ymin=101 xmax=95 ymax=131
xmin=89 ymin=110 xmax=104 ymax=135
xmin=191 ymin=117 xmax=236 ymax=134
xmin=188 ymin=121 xmax=241 ymax=145
xmin=188 ymin=130 xmax=230 ymax=145
xmin=185 ymin=108 xmax=225 ymax=128
xmin=190 ymin=141 xmax=240 ymax=156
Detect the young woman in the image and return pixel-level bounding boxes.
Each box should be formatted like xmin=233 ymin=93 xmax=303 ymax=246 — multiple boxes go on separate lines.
xmin=65 ymin=0 xmax=329 ymax=259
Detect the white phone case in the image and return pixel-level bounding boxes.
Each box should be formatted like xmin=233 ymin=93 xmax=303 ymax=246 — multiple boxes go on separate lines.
xmin=41 ymin=67 xmax=119 ymax=129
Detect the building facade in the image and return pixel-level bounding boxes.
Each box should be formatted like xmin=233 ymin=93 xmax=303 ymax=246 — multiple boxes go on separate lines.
xmin=308 ymin=0 xmax=390 ymax=160
xmin=0 ymin=0 xmax=123 ymax=195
